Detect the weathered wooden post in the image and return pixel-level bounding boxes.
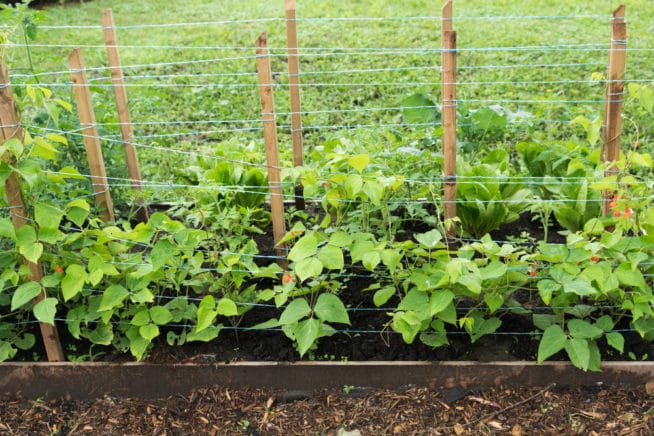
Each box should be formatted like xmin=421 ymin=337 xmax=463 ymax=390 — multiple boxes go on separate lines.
xmin=255 ymin=32 xmax=287 ymax=268
xmin=0 ymin=59 xmax=65 ymax=362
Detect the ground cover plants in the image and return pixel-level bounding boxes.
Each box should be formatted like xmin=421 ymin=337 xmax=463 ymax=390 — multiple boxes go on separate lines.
xmin=0 ymin=0 xmax=654 ymax=371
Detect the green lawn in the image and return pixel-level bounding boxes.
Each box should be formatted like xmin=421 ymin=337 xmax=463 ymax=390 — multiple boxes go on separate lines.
xmin=3 ymin=0 xmax=653 ymax=190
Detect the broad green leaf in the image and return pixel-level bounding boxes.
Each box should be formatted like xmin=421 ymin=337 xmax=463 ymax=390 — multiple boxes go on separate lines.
xmin=0 ymin=342 xmax=17 ymax=361
xmin=537 ymin=279 xmax=560 ymax=305
xmin=401 ymin=93 xmax=439 ymax=124
xmin=295 ymin=318 xmax=322 ymax=356
xmin=594 ymin=315 xmax=614 ymax=332
xmin=483 ymin=292 xmax=504 ymax=314
xmin=33 ymin=297 xmax=57 ymax=325
xmin=381 ymin=249 xmax=402 ymax=273
xmin=329 ymin=231 xmax=351 ymax=247
xmin=14 ymin=333 xmax=36 ymax=350
xmin=392 ymin=311 xmax=423 ymax=344
xmin=430 ymin=290 xmax=454 ymax=315
xmin=480 ymin=261 xmax=507 ymax=280
xmin=458 ymin=274 xmax=481 ymax=295
xmin=314 ymin=293 xmax=350 ymax=325
xmin=196 ymin=296 xmax=217 ymax=332
xmin=294 ymin=257 xmax=323 ymax=282
xmin=567 ymin=318 xmax=604 ymax=340
xmin=30 ymin=136 xmax=57 ymax=161
xmin=216 ymin=297 xmax=238 ymax=316
xmin=615 ymin=263 xmax=648 ymax=290
xmin=87 ymin=323 xmax=113 ymax=346
xmin=537 ymin=324 xmax=567 ymax=363
xmin=415 ymin=229 xmax=442 ymax=249
xmin=469 ymin=317 xmax=501 ymax=343
xmin=399 ymin=289 xmax=429 ymax=312
xmin=127 ymin=328 xmax=150 ymax=360
xmin=98 ymin=285 xmax=129 ymax=312
xmin=565 ymin=338 xmax=591 ymax=371
xmin=317 ymin=244 xmax=344 ymax=270
xmin=11 ymin=281 xmax=42 ymax=310
xmin=348 ymin=154 xmax=369 ymax=173
xmin=562 ymin=279 xmax=596 ymax=297
xmin=0 ymin=218 xmax=16 ymax=241
xmin=131 ymin=309 xmax=151 ymax=326
xmin=373 ymin=286 xmax=396 ymax=307
xmin=139 ymin=324 xmax=160 ymax=341
xmin=606 ymin=332 xmax=624 ymax=353
xmin=533 ymin=314 xmax=560 ymax=331
xmin=420 ymin=331 xmax=448 ymax=348
xmin=279 ymin=298 xmax=311 ymax=325
xmin=150 ymin=239 xmax=177 ymax=270
xmin=187 ymin=325 xmax=220 ymax=342
xmin=15 ymin=225 xmax=43 ymax=264
xmin=149 ymin=306 xmax=174 ymax=325
xmin=61 ymin=264 xmax=87 ymax=301
xmin=0 ymin=138 xmax=23 ymax=159
xmin=288 ymin=233 xmax=318 ymax=262
xmin=362 ymin=251 xmax=381 ymax=271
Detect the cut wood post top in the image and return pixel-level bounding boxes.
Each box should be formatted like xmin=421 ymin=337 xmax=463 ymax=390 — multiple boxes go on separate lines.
xmin=285 ymin=0 xmax=296 ymax=12
xmin=612 ymin=4 xmax=625 ymax=20
xmin=442 ymin=0 xmax=453 ymax=33
xmin=255 ymin=31 xmax=268 ymax=50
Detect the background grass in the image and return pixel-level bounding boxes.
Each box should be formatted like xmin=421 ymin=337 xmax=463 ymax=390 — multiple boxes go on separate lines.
xmin=2 ymin=0 xmax=653 ymax=201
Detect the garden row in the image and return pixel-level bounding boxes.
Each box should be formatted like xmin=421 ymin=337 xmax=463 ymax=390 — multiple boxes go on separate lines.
xmin=0 ymin=2 xmax=653 ymax=371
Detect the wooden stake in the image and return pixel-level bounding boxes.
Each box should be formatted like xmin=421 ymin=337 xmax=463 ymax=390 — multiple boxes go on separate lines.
xmin=102 ymin=9 xmax=148 ymax=221
xmin=68 ymin=48 xmax=115 ymax=223
xmin=441 ymin=0 xmax=453 ymax=35
xmin=601 ymin=5 xmax=627 ymax=215
xmin=441 ymin=8 xmax=457 ymax=240
xmin=255 ymin=32 xmax=287 ymax=266
xmin=0 ymin=59 xmax=65 ymax=362
xmin=285 ymin=0 xmax=305 ymax=210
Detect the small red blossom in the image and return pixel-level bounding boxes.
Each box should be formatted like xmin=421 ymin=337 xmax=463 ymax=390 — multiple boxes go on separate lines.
xmin=529 ymin=269 xmax=537 ymax=277
xmin=282 ymin=273 xmax=294 ymax=284
xmin=56 ymin=265 xmax=64 ymax=273
xmin=590 ymin=256 xmax=601 ymax=262
xmin=624 ymin=207 xmax=633 ymax=219
xmin=614 ymin=210 xmax=622 ymax=218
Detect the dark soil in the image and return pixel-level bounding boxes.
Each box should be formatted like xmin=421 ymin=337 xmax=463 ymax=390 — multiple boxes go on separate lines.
xmin=1 ymin=383 xmax=653 ymax=435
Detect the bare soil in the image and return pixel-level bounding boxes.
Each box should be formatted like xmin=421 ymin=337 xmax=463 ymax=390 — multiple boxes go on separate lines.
xmin=1 ymin=383 xmax=652 ymax=435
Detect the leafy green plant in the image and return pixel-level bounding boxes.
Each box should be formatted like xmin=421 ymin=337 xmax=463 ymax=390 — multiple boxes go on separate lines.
xmin=455 ymin=149 xmax=531 ymax=238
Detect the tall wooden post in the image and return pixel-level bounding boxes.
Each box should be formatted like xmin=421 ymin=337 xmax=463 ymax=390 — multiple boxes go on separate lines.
xmin=102 ymin=9 xmax=148 ymax=221
xmin=441 ymin=1 xmax=457 ymax=239
xmin=255 ymin=32 xmax=287 ymax=267
xmin=285 ymin=0 xmax=305 ymax=210
xmin=0 ymin=59 xmax=65 ymax=362
xmin=601 ymin=5 xmax=627 ymax=215
xmin=68 ymin=48 xmax=115 ymax=223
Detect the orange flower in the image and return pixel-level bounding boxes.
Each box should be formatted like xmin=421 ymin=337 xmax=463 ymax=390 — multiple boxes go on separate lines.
xmin=624 ymin=207 xmax=633 ymax=219
xmin=282 ymin=273 xmax=294 ymax=284
xmin=56 ymin=265 xmax=64 ymax=273
xmin=590 ymin=256 xmax=601 ymax=262
xmin=613 ymin=210 xmax=621 ymax=218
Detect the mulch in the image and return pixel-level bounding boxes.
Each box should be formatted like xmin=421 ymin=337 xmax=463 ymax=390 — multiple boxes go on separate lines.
xmin=1 ymin=383 xmax=652 ymax=435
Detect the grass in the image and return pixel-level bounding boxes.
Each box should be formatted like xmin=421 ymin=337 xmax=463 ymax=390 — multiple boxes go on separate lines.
xmin=2 ymin=0 xmax=653 ymax=195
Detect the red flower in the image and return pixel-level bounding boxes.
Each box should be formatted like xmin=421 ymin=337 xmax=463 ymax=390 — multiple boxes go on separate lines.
xmin=624 ymin=207 xmax=633 ymax=219
xmin=590 ymin=256 xmax=600 ymax=262
xmin=282 ymin=273 xmax=293 ymax=284
xmin=613 ymin=210 xmax=621 ymax=218
xmin=56 ymin=266 xmax=64 ymax=273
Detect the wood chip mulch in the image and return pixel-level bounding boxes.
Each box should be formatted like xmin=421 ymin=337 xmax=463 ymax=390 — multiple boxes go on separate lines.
xmin=0 ymin=384 xmax=652 ymax=435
